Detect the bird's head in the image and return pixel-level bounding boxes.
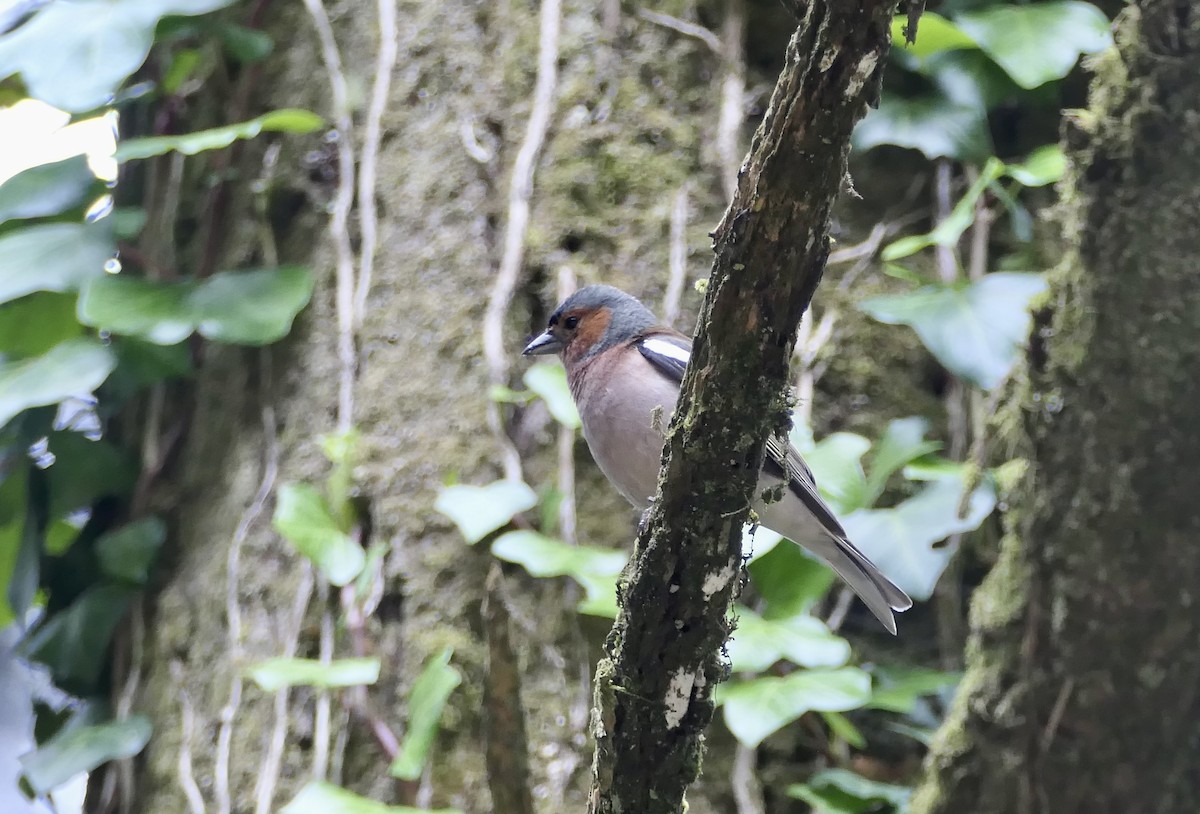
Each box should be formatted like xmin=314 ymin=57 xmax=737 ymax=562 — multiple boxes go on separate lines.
xmin=522 ymin=284 xmax=657 ymax=362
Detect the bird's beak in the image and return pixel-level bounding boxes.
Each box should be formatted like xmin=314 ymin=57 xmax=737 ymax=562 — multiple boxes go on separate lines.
xmin=522 ymin=330 xmax=563 ymax=356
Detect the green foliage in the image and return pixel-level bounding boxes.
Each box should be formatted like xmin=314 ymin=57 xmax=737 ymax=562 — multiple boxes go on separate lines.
xmin=0 ymin=0 xmax=237 ymax=112
xmin=19 ymin=713 xmax=152 ymax=795
xmin=272 ymin=483 xmax=365 ymax=586
xmin=20 ymin=585 xmax=137 ymax=694
xmin=96 ymin=517 xmax=166 ymax=584
xmin=860 ymin=273 xmax=1048 ymax=390
xmin=389 ymin=648 xmax=462 ymax=781
xmin=716 ymin=668 xmax=872 ymax=748
xmin=788 ymin=768 xmax=912 ymax=814
xmin=282 ymin=781 xmax=462 ymax=814
xmin=246 ymin=657 xmax=382 ymax=692
xmin=522 ymin=361 xmax=581 ymax=429
xmin=0 ymin=338 xmax=115 ymax=426
xmin=78 ymin=266 xmax=314 ymax=345
xmin=116 ymin=109 xmax=324 ymax=161
xmin=434 ymin=480 xmax=538 ymax=544
xmin=0 ymin=223 xmax=113 ymax=305
xmin=726 ymin=607 xmax=850 ymax=672
xmin=0 ymin=155 xmax=97 ymax=223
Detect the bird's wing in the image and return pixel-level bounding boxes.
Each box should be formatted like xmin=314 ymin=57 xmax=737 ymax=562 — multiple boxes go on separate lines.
xmin=635 ymin=331 xmax=691 ymax=384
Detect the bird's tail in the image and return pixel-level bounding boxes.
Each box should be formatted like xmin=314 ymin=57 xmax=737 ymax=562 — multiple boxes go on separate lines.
xmin=813 ymin=535 xmax=912 ymax=635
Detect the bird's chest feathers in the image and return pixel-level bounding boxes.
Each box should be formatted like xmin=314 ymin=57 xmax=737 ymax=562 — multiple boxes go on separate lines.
xmin=569 ymin=351 xmax=679 ymax=508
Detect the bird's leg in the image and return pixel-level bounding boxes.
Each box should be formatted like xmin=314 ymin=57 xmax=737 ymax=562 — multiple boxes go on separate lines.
xmin=638 ymin=496 xmax=658 ymax=535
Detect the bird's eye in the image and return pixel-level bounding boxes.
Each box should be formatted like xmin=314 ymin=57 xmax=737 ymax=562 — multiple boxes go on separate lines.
xmin=564 ymin=316 xmax=579 ymax=330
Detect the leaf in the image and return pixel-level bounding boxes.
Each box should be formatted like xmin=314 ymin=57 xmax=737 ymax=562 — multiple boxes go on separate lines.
xmin=882 ymin=158 xmax=1006 ymax=261
xmin=787 ymin=768 xmax=912 ymax=813
xmin=0 ymin=0 xmax=238 ymax=112
xmin=575 ymin=572 xmax=620 ymax=618
xmin=215 ymin=23 xmax=275 ymax=63
xmin=859 ymin=273 xmax=1048 ymax=390
xmin=390 ymin=648 xmax=462 ymax=780
xmin=0 ymin=223 xmax=114 ymax=305
xmin=1006 ymin=144 xmax=1066 ymax=187
xmin=854 ymin=91 xmax=991 ymax=162
xmin=19 ymin=715 xmax=152 ymax=795
xmin=21 ymin=584 xmax=136 ymax=694
xmin=491 ymin=530 xmax=627 ymax=579
xmin=272 ymin=483 xmax=364 ymax=586
xmin=0 ymin=155 xmax=96 ymax=223
xmin=726 ymin=607 xmax=850 ymax=672
xmin=522 ymin=361 xmax=581 ymax=429
xmin=282 ymin=781 xmax=463 ymax=814
xmin=716 ymin=668 xmax=872 ymax=748
xmin=842 ymin=473 xmax=997 ymax=600
xmin=77 ymin=267 xmax=314 ymax=346
xmin=246 ymin=657 xmax=381 ymax=692
xmin=748 ymin=542 xmax=836 ymax=620
xmin=890 ymin=12 xmax=977 ymax=60
xmin=0 ymin=339 xmax=116 ymax=428
xmin=820 ymin=711 xmax=867 ymax=749
xmin=955 ymin=1 xmax=1113 ymax=90
xmin=864 ymin=417 xmax=941 ymax=507
xmin=434 ymin=480 xmax=537 ymax=544
xmin=0 ymin=293 xmax=83 ymax=358
xmin=803 ymin=432 xmax=871 ymax=513
xmin=95 ymin=516 xmax=166 ymax=584
xmin=117 ymin=109 xmax=324 ymax=161
xmin=869 ymin=667 xmax=962 ymax=714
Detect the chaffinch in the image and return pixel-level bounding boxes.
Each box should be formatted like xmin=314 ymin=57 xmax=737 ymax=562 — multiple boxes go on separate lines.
xmin=523 ymin=284 xmax=912 ymax=633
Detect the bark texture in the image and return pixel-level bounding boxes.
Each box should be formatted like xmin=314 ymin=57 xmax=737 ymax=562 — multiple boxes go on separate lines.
xmin=586 ymin=2 xmax=895 ymax=811
xmin=911 ymin=3 xmax=1200 ymax=812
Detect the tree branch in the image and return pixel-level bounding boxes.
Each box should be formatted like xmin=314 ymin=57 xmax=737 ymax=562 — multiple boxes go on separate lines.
xmin=585 ymin=1 xmax=895 ymax=811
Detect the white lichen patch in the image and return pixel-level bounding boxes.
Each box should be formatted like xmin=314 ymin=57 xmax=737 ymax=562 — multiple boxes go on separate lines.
xmin=845 ymin=50 xmax=880 ymax=98
xmin=665 ymin=668 xmax=697 ymax=729
xmin=702 ymin=562 xmax=737 ymax=599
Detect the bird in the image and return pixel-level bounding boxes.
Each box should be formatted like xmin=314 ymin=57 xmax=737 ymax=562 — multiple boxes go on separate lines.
xmin=522 ymin=284 xmax=912 ymax=633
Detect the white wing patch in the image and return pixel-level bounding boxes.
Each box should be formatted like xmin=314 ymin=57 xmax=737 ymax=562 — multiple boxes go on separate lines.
xmin=641 ymin=337 xmax=690 ymax=365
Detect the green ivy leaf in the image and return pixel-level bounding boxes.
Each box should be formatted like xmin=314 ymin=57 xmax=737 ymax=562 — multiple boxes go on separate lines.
xmin=20 ymin=715 xmax=152 ymax=795
xmin=883 ymin=157 xmax=1006 ymax=262
xmin=842 ymin=473 xmax=997 ymax=600
xmin=0 ymin=293 xmax=83 ymax=358
xmin=272 ymin=483 xmax=364 ymax=586
xmin=716 ymin=668 xmax=872 ymax=748
xmin=389 ymin=648 xmax=462 ymax=781
xmin=864 ymin=417 xmax=942 ymax=507
xmin=1006 ymin=144 xmax=1066 ymax=187
xmin=854 ymin=91 xmax=991 ymax=162
xmin=0 ymin=339 xmax=116 ymax=428
xmin=955 ymin=1 xmax=1113 ymax=90
xmin=96 ymin=516 xmax=166 ymax=584
xmin=117 ymin=109 xmax=323 ymax=161
xmin=21 ymin=584 xmax=136 ymax=694
xmin=574 ymin=572 xmax=620 ymax=618
xmin=0 ymin=0 xmax=238 ymax=112
xmin=77 ymin=267 xmax=314 ymax=346
xmin=214 ymin=23 xmax=275 ymax=63
xmin=747 ymin=542 xmax=836 ymax=620
xmin=787 ymin=768 xmax=912 ymax=813
xmin=802 ymin=432 xmax=871 ymax=513
xmin=890 ymin=12 xmax=977 ymax=61
xmin=246 ymin=657 xmax=381 ymax=692
xmin=434 ymin=480 xmax=537 ymax=544
xmin=491 ymin=530 xmax=627 ymax=579
xmin=868 ymin=666 xmax=962 ymax=714
xmin=859 ymin=273 xmax=1048 ymax=390
xmin=522 ymin=361 xmax=581 ymax=429
xmin=726 ymin=607 xmax=850 ymax=672
xmin=282 ymin=781 xmax=463 ymax=814
xmin=0 ymin=155 xmax=97 ymax=224
xmin=0 ymin=223 xmax=114 ymax=306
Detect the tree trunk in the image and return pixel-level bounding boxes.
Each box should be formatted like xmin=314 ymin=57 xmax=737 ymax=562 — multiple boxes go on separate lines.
xmin=910 ymin=3 xmax=1200 ymax=812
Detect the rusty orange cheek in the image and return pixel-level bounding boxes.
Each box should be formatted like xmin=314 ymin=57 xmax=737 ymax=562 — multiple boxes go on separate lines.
xmin=566 ymin=308 xmax=612 ymax=361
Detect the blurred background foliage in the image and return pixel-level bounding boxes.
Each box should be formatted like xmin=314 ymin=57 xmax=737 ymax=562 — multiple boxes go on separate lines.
xmin=0 ymin=0 xmax=1113 ymax=811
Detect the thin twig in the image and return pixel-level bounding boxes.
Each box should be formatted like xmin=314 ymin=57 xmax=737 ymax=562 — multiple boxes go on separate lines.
xmin=217 ymin=372 xmax=279 ymax=814
xmin=353 ymin=0 xmax=399 ymax=328
xmin=482 ymin=0 xmax=561 ymax=481
xmin=637 ymin=8 xmax=722 ymax=54
xmin=1039 ymin=678 xmax=1075 ymax=753
xmin=732 ymin=743 xmax=766 ymax=814
xmin=302 ymin=0 xmax=358 ymax=432
xmin=172 ymin=661 xmax=207 ymax=814
xmin=825 ymin=586 xmax=855 ymax=632
xmin=253 ymin=564 xmax=316 ymax=814
xmin=662 ymin=185 xmax=689 ymax=327
xmin=556 ymin=268 xmax=579 ymax=545
xmin=313 ymin=600 xmax=334 ymax=781
xmin=715 ymin=0 xmax=746 ymax=200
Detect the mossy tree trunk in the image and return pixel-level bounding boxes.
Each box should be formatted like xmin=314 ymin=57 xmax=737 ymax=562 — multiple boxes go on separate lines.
xmin=910 ymin=3 xmax=1200 ymax=812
